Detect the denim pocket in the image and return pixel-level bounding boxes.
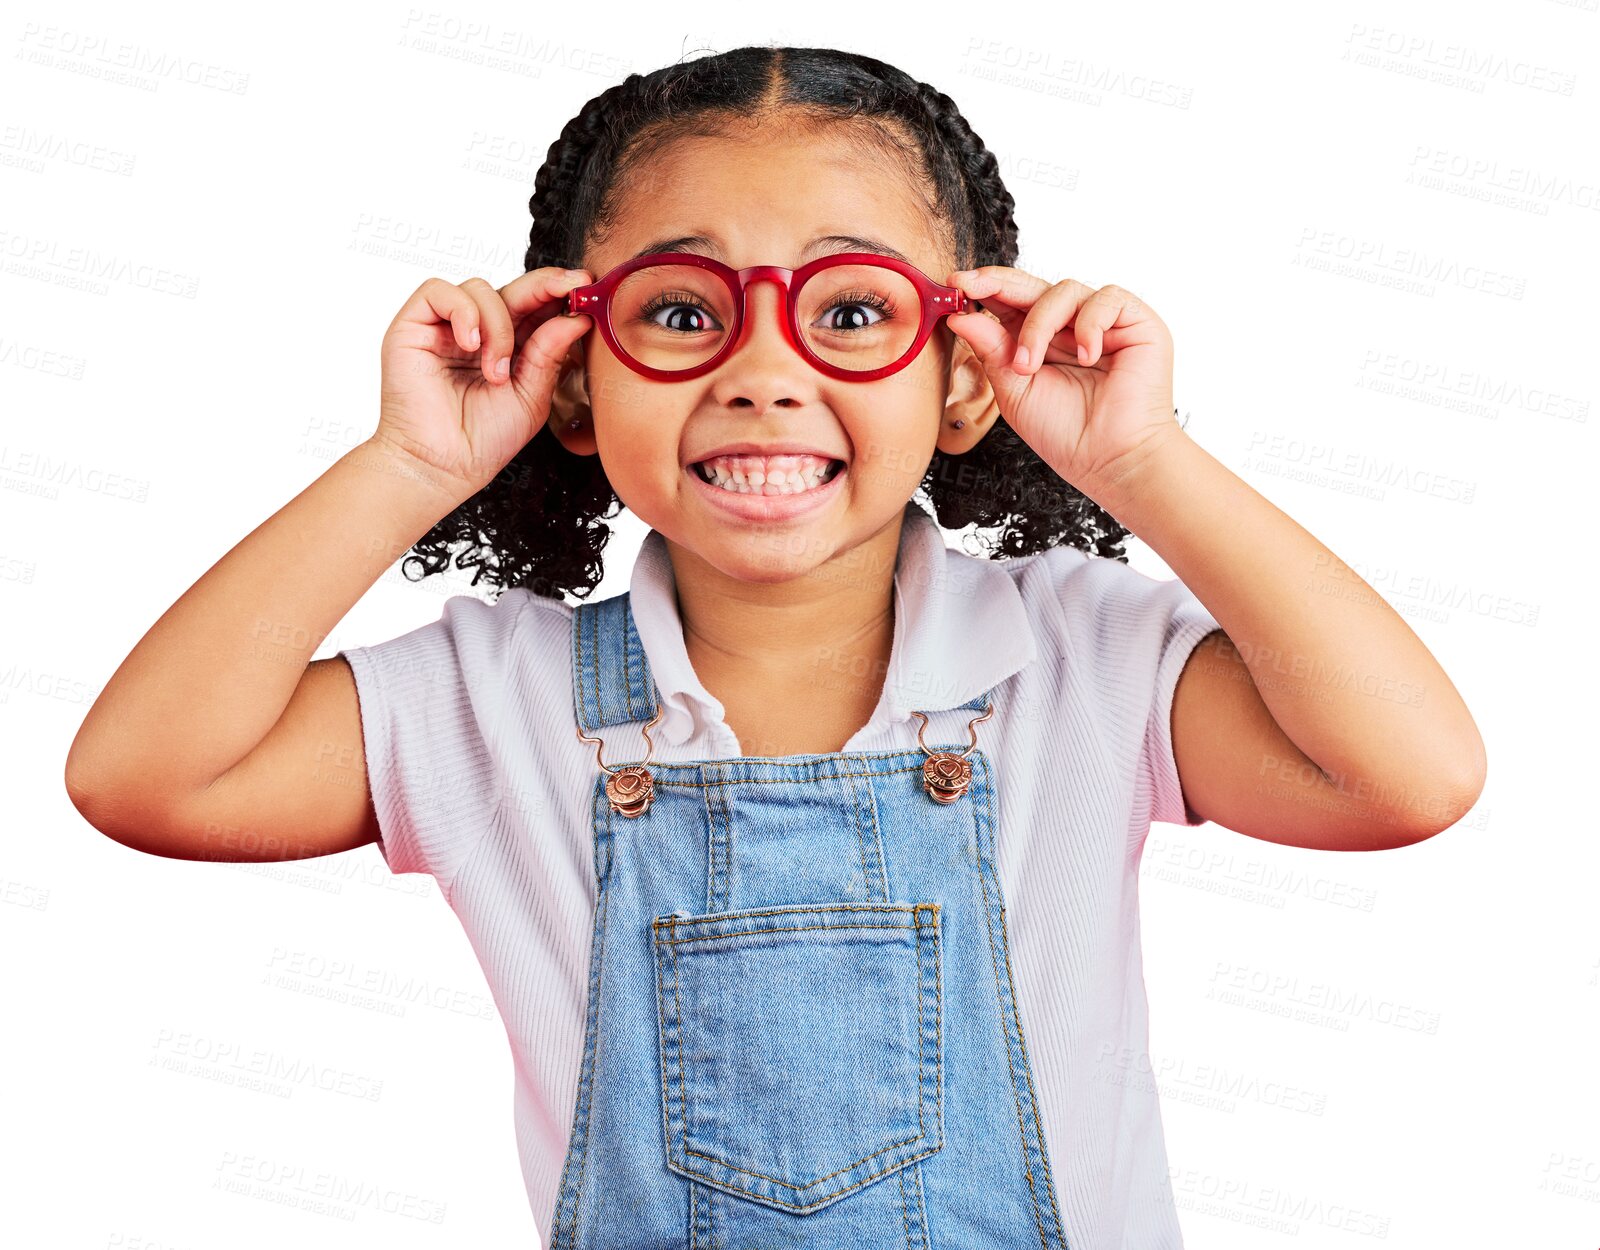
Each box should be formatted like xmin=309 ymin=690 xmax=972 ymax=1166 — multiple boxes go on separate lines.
xmin=651 ymin=901 xmax=943 ymax=1214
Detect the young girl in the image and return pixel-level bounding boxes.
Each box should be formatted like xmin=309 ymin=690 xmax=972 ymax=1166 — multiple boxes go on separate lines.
xmin=66 ymin=45 xmax=1486 ymax=1250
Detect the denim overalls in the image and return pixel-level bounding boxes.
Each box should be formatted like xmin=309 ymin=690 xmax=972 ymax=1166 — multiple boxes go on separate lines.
xmin=549 ymin=591 xmax=1070 ymax=1250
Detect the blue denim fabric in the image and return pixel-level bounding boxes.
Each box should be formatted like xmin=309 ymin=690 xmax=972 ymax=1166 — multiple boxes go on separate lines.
xmin=551 ymin=592 xmax=1070 ymax=1249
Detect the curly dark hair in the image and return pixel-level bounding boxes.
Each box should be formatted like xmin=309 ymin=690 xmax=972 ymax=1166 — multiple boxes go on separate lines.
xmin=403 ymin=44 xmax=1141 ymax=601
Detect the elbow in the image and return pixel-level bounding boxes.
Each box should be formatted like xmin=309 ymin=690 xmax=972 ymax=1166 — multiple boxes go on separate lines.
xmin=64 ymin=748 xmax=110 ymax=836
xmin=1385 ymin=743 xmax=1488 ymax=848
xmin=1438 ymin=729 xmax=1489 ymax=834
xmin=64 ymin=753 xmax=174 ymax=857
xmin=63 ymin=725 xmax=119 ymax=834
xmin=64 ymin=766 xmax=132 ymax=848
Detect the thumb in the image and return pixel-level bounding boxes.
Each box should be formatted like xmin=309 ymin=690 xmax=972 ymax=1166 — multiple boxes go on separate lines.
xmin=512 ymin=312 xmax=592 ymax=408
xmin=946 ymin=309 xmax=1026 ymax=397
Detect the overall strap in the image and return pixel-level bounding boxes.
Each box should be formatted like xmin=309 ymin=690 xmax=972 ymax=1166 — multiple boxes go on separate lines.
xmin=571 ymin=591 xmax=996 ymax=737
xmin=571 ymin=593 xmax=658 ymax=737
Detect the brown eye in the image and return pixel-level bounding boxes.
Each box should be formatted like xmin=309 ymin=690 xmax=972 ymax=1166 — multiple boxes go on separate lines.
xmin=638 ymin=293 xmax=723 ymax=335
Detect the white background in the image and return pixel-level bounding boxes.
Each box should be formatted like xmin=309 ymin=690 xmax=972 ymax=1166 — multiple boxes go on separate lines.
xmin=4 ymin=1 xmax=1596 ymax=1246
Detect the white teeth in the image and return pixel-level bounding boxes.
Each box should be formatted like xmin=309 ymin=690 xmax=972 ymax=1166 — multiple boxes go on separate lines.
xmin=695 ymin=455 xmax=841 ymax=495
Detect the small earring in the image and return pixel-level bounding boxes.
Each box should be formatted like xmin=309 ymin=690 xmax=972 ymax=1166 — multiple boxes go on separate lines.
xmin=568 ymin=417 xmax=582 ymax=430
xmin=951 ymin=418 xmax=966 ymax=430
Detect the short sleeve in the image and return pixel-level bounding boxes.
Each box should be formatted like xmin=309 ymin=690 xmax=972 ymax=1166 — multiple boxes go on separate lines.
xmin=1142 ymin=579 xmax=1224 ymax=827
xmin=1039 ymin=548 xmax=1224 ymax=831
xmin=337 ymin=590 xmax=530 ymax=895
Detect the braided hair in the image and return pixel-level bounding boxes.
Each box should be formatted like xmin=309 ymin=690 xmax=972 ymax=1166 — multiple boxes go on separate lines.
xmin=403 ymin=45 xmax=1135 ymax=601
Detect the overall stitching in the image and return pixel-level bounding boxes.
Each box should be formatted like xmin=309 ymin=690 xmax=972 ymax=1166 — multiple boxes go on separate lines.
xmin=912 ymin=1153 xmax=933 ymax=1247
xmin=585 ymin=596 xmax=599 ymax=735
xmin=714 ymin=771 xmax=733 ymax=912
xmin=862 ymin=766 xmax=891 ymax=901
xmin=550 ymin=830 xmax=613 ymax=1248
xmin=970 ymin=751 xmax=1064 ymax=1250
xmin=644 ymin=759 xmax=930 ymax=782
xmin=704 ymin=781 xmax=723 ymax=915
xmin=622 ymin=603 xmax=637 ymax=721
xmin=653 ymin=902 xmax=923 ymax=926
xmin=843 ymin=765 xmax=876 ymax=902
xmin=657 ymin=921 xmax=927 ymax=944
xmin=571 ymin=795 xmax=618 ymax=1247
xmin=979 ymin=752 xmax=1068 ymax=1248
xmin=654 ymin=899 xmax=683 ymax=1241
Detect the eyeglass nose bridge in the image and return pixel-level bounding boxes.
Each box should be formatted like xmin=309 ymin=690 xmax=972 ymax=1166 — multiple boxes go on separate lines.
xmin=729 ymin=265 xmax=803 ymax=357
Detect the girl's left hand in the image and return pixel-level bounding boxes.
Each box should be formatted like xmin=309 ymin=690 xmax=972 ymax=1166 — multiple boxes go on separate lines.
xmin=944 ymin=266 xmax=1182 ymax=498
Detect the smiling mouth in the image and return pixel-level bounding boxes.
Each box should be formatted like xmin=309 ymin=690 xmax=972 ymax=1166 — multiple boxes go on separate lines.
xmin=689 ymin=456 xmax=846 ymax=495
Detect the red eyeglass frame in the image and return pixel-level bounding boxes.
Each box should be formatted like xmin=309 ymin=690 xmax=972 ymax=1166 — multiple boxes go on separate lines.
xmin=533 ymin=251 xmax=972 ymax=382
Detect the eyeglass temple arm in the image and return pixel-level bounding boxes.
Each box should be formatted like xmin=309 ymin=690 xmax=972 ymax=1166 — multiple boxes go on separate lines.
xmin=519 ymin=287 xmax=598 ymax=332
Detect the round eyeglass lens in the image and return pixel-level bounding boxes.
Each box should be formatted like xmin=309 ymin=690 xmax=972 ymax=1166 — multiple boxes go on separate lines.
xmin=797 ymin=263 xmax=920 ymax=372
xmin=610 ymin=264 xmax=736 ymax=372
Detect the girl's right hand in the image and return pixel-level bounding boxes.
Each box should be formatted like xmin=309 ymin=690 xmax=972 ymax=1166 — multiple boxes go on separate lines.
xmin=374 ymin=268 xmax=594 ymax=498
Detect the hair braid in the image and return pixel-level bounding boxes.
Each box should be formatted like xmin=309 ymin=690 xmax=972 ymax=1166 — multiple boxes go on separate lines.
xmin=401 ymin=77 xmax=666 ymax=601
xmin=900 ymin=76 xmax=1130 ymax=560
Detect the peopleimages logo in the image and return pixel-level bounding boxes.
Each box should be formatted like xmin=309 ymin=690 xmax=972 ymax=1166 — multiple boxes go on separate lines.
xmin=1207 ymin=961 xmax=1442 ymax=1034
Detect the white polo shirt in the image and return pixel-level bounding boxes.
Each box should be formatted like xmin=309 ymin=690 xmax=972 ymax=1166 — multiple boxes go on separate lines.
xmin=340 ymin=502 xmax=1222 ymax=1249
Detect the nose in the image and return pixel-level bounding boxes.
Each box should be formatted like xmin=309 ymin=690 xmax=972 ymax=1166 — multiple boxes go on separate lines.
xmin=710 ymin=274 xmax=810 ymax=409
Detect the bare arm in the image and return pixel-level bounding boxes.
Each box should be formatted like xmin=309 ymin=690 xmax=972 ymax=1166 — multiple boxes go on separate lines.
xmin=1096 ymin=426 xmax=1488 ymax=850
xmin=63 ymin=266 xmax=597 ymax=862
xmin=63 ymin=438 xmax=468 ymax=861
xmin=933 ymin=263 xmax=1485 ymax=850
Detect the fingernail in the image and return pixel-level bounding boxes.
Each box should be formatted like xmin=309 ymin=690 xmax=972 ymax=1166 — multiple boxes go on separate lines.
xmin=1077 ymin=344 xmax=1089 ymax=365
xmin=466 ymin=326 xmax=480 ymax=349
xmin=496 ymin=357 xmax=511 ymax=379
xmin=1015 ymin=345 xmax=1030 ymax=370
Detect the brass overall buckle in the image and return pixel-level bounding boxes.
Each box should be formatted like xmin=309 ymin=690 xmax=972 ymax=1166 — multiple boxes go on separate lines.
xmin=576 ymin=704 xmax=666 ymax=819
xmin=909 ymin=700 xmax=994 ymax=804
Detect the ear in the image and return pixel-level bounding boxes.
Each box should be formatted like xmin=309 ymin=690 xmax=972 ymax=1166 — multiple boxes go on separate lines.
xmin=546 ymin=336 xmax=598 ymax=456
xmin=936 ymin=330 xmax=1001 ymax=457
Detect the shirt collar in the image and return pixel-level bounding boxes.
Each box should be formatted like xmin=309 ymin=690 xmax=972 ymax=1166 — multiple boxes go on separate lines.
xmin=628 ymin=504 xmax=1038 ymax=747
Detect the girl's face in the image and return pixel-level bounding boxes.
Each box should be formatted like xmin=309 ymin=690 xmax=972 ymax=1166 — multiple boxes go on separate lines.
xmin=550 ymin=122 xmax=996 ymax=585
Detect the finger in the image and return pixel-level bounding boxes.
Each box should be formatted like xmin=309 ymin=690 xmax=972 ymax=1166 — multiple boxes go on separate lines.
xmin=944 ymin=308 xmax=1010 ymax=359
xmin=944 ymin=307 xmax=1029 ymax=405
xmin=500 ymin=265 xmax=594 ymax=319
xmin=1012 ymin=278 xmax=1096 ymax=373
xmin=405 ymin=320 xmax=473 ymax=358
xmin=502 ymin=267 xmax=595 ymax=371
xmin=395 ymin=277 xmax=485 ymax=357
xmin=1071 ymin=285 xmax=1149 ymax=367
xmin=949 ymin=265 xmax=1052 ymax=336
xmin=509 ymin=307 xmax=592 ymax=407
xmin=459 ymin=277 xmax=520 ymax=385
xmin=948 ymin=279 xmax=1029 ymax=340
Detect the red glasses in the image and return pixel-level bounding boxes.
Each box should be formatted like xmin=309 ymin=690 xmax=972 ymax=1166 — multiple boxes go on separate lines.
xmin=534 ymin=252 xmax=971 ymax=382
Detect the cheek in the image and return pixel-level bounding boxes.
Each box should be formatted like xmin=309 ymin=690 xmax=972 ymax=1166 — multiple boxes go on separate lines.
xmin=842 ymin=400 xmax=940 ymax=494
xmin=586 ymin=351 xmax=650 ymax=423
xmin=586 ymin=365 xmax=684 ymax=496
xmin=588 ymin=360 xmax=661 ymax=447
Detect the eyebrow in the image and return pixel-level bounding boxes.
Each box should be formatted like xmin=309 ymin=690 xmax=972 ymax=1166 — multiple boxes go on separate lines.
xmin=626 ymin=233 xmax=911 ymax=265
